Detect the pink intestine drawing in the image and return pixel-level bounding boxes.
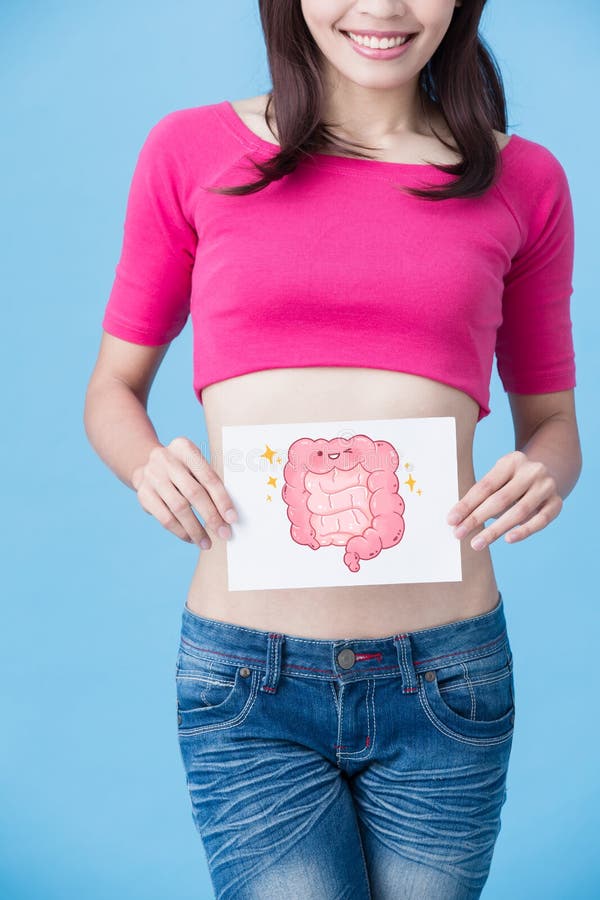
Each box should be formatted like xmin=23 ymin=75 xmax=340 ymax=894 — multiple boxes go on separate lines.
xmin=281 ymin=434 xmax=406 ymax=573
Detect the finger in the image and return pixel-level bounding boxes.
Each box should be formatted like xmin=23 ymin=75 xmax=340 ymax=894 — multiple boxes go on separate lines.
xmin=166 ymin=460 xmax=233 ymax=543
xmin=452 ymin=467 xmax=533 ymax=541
xmin=159 ymin=484 xmax=214 ymax=547
xmin=137 ymin=489 xmax=195 ymax=544
xmin=504 ymin=496 xmax=563 ymax=544
xmin=471 ymin=487 xmax=561 ymax=551
xmin=157 ymin=457 xmax=231 ymax=549
xmin=169 ymin=436 xmax=238 ymax=526
xmin=446 ymin=454 xmax=519 ymax=528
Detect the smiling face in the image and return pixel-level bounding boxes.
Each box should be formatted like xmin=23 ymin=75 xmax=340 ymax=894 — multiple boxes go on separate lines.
xmin=300 ymin=0 xmax=462 ymax=91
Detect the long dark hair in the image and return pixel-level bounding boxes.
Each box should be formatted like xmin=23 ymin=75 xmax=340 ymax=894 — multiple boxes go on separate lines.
xmin=210 ymin=0 xmax=508 ymax=202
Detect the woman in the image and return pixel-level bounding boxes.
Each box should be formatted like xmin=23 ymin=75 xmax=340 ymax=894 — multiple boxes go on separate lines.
xmin=84 ymin=1 xmax=582 ymax=897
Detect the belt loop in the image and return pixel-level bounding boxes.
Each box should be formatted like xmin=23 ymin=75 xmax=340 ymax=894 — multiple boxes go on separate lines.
xmin=260 ymin=632 xmax=285 ymax=694
xmin=393 ymin=632 xmax=418 ymax=694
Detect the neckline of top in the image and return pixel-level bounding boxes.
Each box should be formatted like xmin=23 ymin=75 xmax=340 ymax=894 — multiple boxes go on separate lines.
xmin=218 ymin=99 xmax=518 ymax=176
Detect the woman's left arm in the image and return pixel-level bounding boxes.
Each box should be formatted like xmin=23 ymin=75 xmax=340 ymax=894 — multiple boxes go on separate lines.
xmin=447 ymin=389 xmax=583 ymax=550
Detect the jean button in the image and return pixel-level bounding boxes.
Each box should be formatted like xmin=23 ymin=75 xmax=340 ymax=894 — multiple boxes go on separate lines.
xmin=424 ymin=670 xmax=436 ymax=682
xmin=337 ymin=648 xmax=356 ymax=669
xmin=240 ymin=667 xmax=251 ymax=678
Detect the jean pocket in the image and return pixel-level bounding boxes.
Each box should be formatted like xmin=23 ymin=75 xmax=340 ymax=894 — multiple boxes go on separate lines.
xmin=418 ymin=638 xmax=515 ymax=746
xmin=175 ymin=646 xmax=259 ymax=736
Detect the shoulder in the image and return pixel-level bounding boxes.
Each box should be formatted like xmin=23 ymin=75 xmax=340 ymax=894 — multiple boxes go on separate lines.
xmin=496 ymin=132 xmax=572 ymax=229
xmin=500 ymin=135 xmax=574 ymax=256
xmin=136 ymin=102 xmax=246 ymax=176
xmin=143 ymin=103 xmax=221 ymax=147
xmin=501 ymin=132 xmax=570 ymax=184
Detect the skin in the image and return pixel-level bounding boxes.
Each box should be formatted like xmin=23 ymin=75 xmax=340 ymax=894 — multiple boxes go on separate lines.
xmin=84 ymin=1 xmax=582 ymax=638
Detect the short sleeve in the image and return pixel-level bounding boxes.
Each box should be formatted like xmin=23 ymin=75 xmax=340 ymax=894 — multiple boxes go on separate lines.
xmin=101 ymin=113 xmax=198 ymax=345
xmin=495 ymin=150 xmax=576 ymax=395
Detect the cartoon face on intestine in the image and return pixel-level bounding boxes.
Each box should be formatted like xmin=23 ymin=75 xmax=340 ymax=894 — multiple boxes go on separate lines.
xmin=281 ymin=434 xmax=405 ymax=572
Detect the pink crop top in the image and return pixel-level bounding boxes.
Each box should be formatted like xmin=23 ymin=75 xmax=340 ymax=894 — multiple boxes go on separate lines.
xmin=101 ymin=100 xmax=577 ymax=422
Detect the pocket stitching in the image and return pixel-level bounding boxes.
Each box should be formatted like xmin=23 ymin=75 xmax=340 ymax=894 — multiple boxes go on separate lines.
xmin=432 ymin=642 xmax=512 ymax=690
xmin=176 ymin=671 xmax=238 ymax=714
xmin=460 ymin=660 xmax=476 ymax=720
xmin=177 ymin=667 xmax=260 ymax=737
xmin=418 ymin=677 xmax=514 ymax=747
xmin=439 ymin=668 xmax=511 ymax=693
xmin=429 ymin=659 xmax=514 ymax=723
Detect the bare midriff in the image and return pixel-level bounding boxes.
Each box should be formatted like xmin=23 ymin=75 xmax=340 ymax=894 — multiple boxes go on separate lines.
xmin=185 ymin=365 xmax=500 ymax=639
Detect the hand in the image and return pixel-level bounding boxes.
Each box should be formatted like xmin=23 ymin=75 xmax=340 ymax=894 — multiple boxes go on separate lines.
xmin=446 ymin=450 xmax=563 ymax=551
xmin=131 ymin=436 xmax=238 ymax=549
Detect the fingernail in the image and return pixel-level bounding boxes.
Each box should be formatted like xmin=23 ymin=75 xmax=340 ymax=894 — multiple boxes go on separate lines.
xmin=218 ymin=525 xmax=231 ymax=540
xmin=471 ymin=536 xmax=486 ymax=550
xmin=454 ymin=524 xmax=467 ymax=539
xmin=200 ymin=538 xmax=211 ymax=550
xmin=224 ymin=508 xmax=237 ymax=524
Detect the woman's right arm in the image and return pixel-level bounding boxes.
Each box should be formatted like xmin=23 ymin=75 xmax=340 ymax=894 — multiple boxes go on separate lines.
xmin=83 ymin=331 xmax=167 ymax=491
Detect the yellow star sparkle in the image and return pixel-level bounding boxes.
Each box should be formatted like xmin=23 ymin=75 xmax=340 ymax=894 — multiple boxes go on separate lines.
xmin=404 ymin=474 xmax=416 ymax=491
xmin=267 ymin=476 xmax=278 ymax=488
xmin=261 ymin=444 xmax=277 ymax=464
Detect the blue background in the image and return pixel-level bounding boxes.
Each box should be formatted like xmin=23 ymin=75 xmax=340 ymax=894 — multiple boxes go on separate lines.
xmin=2 ymin=1 xmax=598 ymax=897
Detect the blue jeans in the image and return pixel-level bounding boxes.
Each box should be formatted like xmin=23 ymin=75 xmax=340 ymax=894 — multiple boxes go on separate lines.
xmin=175 ymin=591 xmax=515 ymax=899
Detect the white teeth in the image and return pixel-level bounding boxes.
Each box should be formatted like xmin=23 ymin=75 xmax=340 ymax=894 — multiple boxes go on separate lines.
xmin=347 ymin=32 xmax=411 ymax=50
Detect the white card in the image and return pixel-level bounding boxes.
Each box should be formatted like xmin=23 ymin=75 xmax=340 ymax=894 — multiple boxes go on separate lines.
xmin=222 ymin=417 xmax=462 ymax=591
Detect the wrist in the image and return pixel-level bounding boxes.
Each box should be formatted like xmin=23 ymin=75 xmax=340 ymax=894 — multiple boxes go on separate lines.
xmin=130 ymin=464 xmax=144 ymax=491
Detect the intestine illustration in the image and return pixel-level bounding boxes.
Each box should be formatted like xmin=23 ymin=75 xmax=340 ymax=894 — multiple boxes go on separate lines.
xmin=281 ymin=435 xmax=406 ymax=572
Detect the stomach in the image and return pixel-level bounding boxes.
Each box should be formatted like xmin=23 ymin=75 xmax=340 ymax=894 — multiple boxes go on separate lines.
xmin=185 ymin=365 xmax=500 ymax=639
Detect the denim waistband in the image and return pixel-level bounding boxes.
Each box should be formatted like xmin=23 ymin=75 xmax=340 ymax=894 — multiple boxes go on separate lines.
xmin=179 ymin=590 xmax=508 ymax=696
